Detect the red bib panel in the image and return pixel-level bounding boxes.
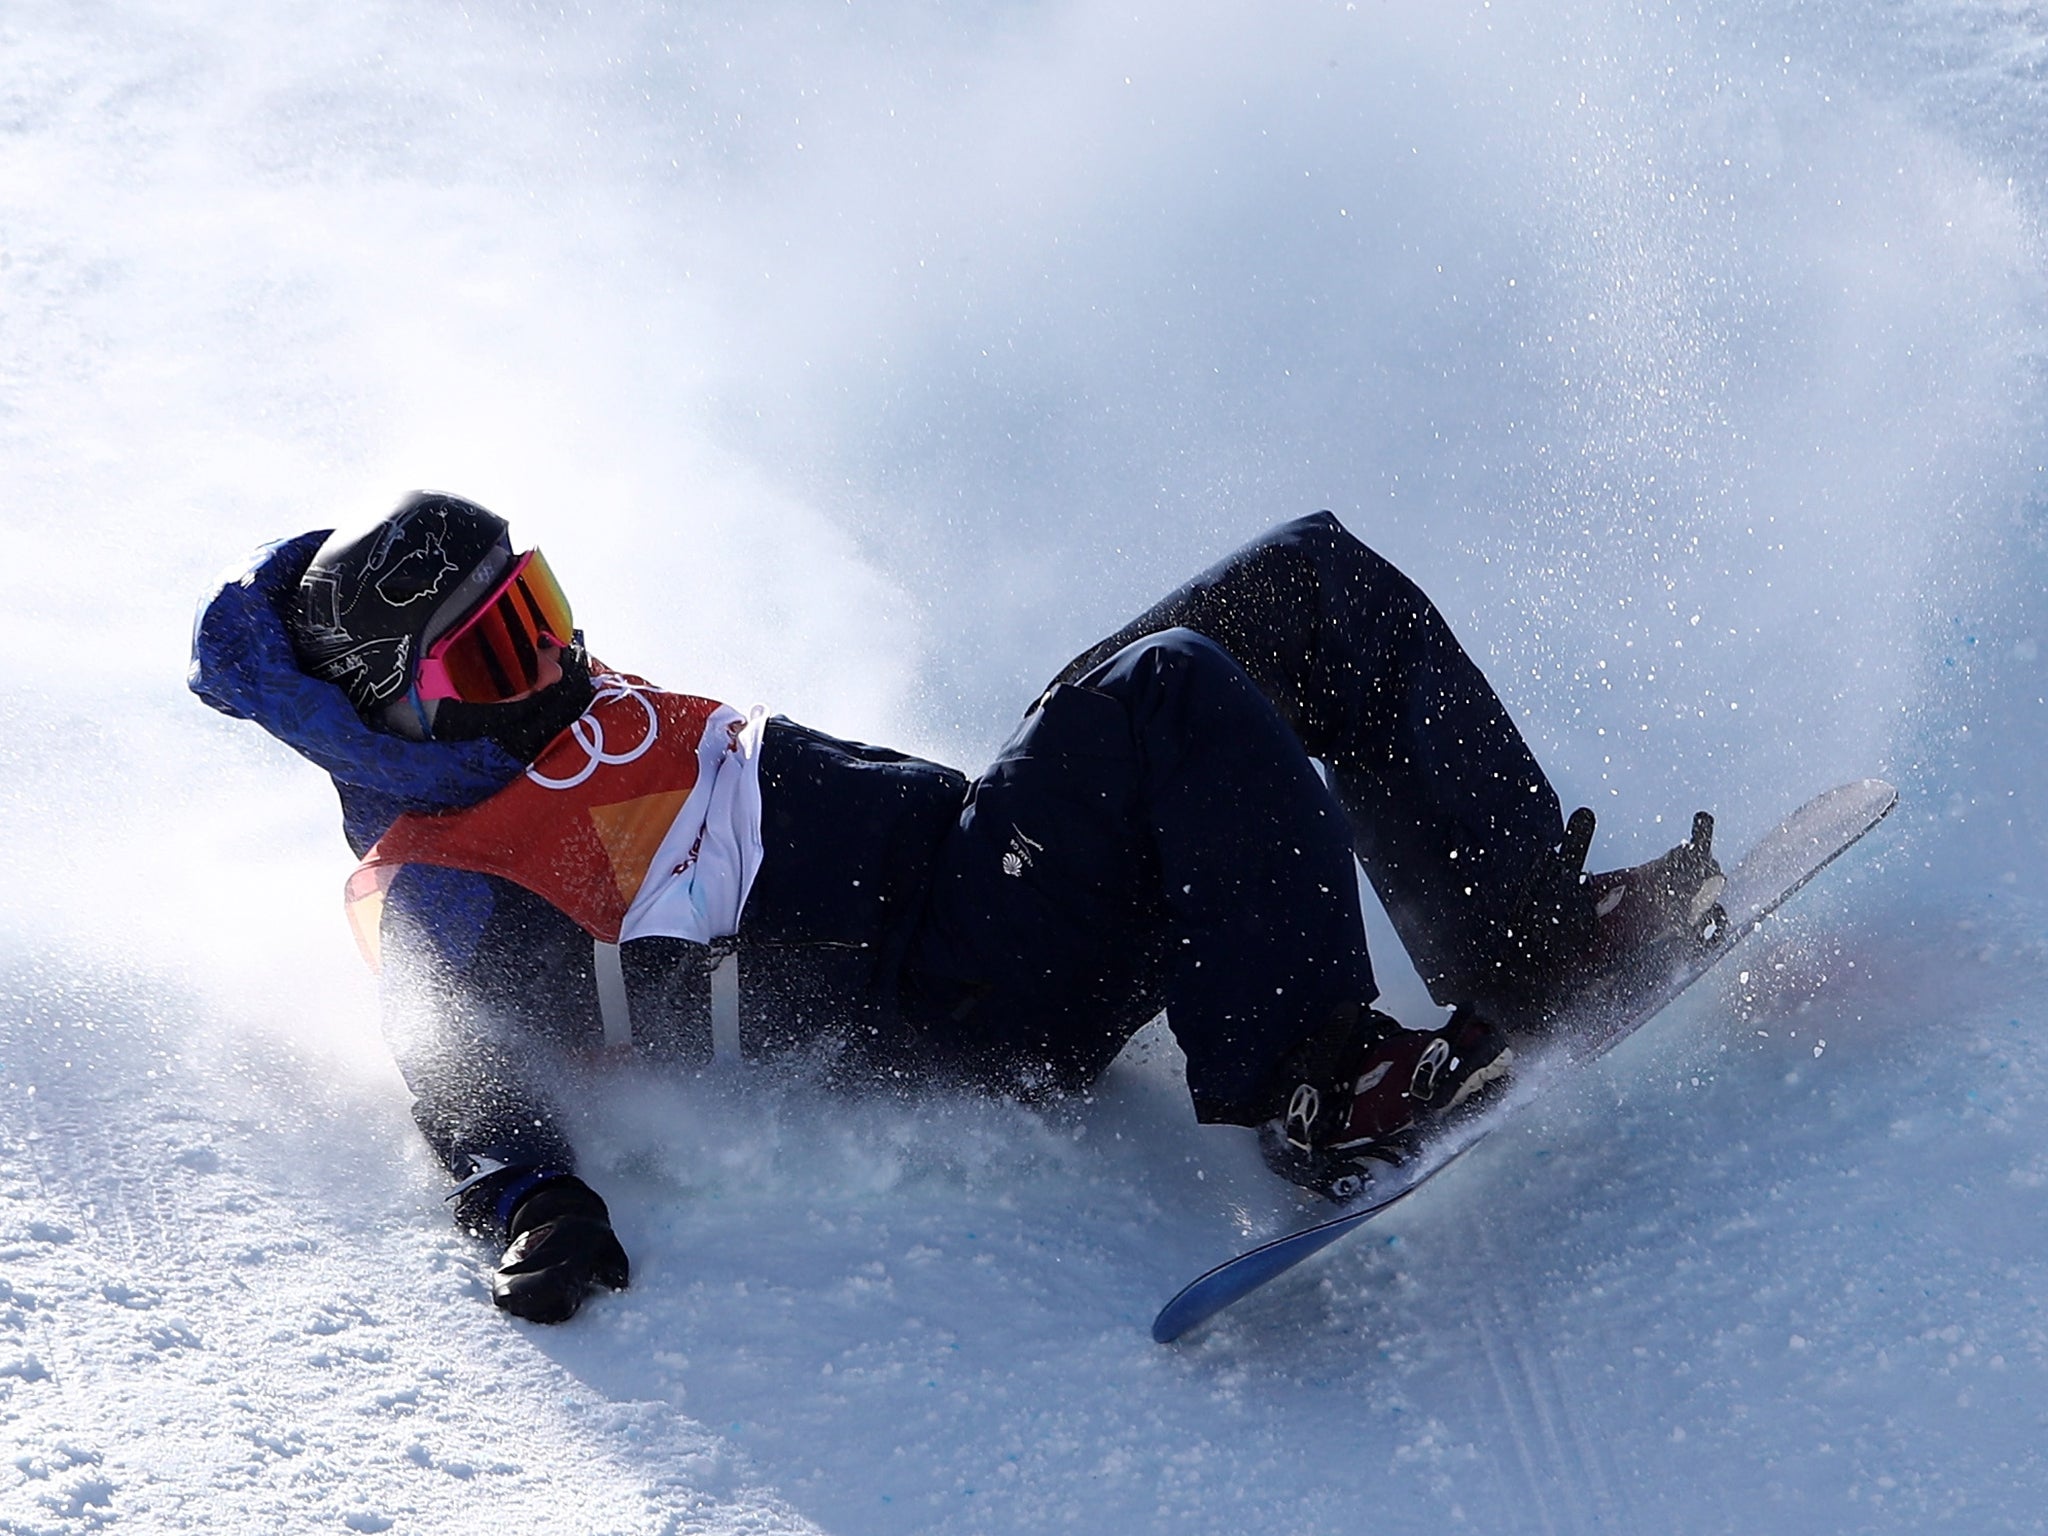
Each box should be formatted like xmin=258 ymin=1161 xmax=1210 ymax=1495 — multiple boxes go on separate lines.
xmin=345 ymin=670 xmax=734 ymax=966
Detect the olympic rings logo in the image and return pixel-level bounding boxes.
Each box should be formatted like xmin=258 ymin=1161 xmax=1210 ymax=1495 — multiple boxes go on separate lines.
xmin=526 ymin=675 xmax=660 ymax=790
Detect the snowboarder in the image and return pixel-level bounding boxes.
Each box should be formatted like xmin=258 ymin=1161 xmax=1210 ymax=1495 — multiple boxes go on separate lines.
xmin=190 ymin=494 xmax=1723 ymax=1323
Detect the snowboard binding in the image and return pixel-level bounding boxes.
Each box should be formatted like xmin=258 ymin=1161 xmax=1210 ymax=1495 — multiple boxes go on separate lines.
xmin=1256 ymin=1006 xmax=1514 ymax=1203
xmin=1483 ymin=807 xmax=1729 ymax=1039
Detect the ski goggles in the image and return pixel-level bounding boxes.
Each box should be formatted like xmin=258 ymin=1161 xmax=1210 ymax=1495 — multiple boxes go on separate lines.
xmin=415 ymin=548 xmax=576 ymax=704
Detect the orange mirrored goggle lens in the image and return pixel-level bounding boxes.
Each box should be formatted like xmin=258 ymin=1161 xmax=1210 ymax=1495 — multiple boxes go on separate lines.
xmin=416 ymin=549 xmax=575 ymax=703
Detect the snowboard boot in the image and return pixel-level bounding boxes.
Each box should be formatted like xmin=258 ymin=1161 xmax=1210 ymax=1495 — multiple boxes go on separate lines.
xmin=1479 ymin=808 xmax=1728 ymax=1038
xmin=1256 ymin=1004 xmax=1513 ymax=1202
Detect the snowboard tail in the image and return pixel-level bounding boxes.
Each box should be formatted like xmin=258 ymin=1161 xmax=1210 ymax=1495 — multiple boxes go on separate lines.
xmin=1151 ymin=778 xmax=1898 ymax=1344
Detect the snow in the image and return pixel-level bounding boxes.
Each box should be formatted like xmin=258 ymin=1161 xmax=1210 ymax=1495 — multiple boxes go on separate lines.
xmin=4 ymin=0 xmax=2048 ymax=1531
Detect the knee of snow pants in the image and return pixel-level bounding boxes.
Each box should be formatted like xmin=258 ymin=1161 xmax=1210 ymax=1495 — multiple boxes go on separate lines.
xmin=904 ymin=628 xmax=1375 ymax=1123
xmin=1051 ymin=510 xmax=1568 ymax=1009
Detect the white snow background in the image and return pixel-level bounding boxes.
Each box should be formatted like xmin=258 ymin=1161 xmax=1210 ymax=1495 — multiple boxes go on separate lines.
xmin=3 ymin=0 xmax=2046 ymax=1530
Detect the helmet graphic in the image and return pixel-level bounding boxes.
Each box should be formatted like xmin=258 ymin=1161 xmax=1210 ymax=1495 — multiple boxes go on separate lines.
xmin=289 ymin=492 xmax=514 ymax=737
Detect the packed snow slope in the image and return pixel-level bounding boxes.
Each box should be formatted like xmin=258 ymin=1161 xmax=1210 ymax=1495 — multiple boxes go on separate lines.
xmin=4 ymin=1 xmax=2047 ymax=1531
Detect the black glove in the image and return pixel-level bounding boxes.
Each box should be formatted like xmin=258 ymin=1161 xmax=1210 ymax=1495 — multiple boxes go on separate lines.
xmin=490 ymin=1176 xmax=630 ymax=1324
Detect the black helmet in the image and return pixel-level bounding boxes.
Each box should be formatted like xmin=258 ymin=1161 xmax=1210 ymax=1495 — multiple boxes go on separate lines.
xmin=289 ymin=491 xmax=514 ymax=738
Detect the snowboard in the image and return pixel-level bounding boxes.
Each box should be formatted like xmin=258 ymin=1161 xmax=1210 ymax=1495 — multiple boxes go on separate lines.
xmin=1151 ymin=777 xmax=1899 ymax=1344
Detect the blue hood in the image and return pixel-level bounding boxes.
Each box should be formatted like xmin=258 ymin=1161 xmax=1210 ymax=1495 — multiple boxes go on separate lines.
xmin=189 ymin=531 xmax=525 ymax=855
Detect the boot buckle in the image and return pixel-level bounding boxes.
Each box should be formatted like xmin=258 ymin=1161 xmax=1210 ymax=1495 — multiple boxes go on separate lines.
xmin=1283 ymin=1083 xmax=1321 ymax=1153
xmin=1409 ymin=1036 xmax=1451 ymax=1101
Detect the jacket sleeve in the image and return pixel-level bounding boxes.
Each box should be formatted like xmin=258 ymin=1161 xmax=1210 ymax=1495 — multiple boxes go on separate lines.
xmin=379 ymin=863 xmax=601 ymax=1239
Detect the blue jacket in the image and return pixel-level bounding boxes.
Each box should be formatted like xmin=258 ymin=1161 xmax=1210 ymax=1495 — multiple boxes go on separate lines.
xmin=189 ymin=532 xmax=527 ymax=854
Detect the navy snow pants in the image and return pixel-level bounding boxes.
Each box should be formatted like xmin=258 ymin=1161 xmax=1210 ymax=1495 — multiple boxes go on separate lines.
xmin=901 ymin=512 xmax=1567 ymax=1124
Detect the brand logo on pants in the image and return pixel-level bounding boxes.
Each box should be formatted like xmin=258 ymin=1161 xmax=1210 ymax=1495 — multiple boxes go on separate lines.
xmin=1001 ymin=827 xmax=1044 ymax=878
